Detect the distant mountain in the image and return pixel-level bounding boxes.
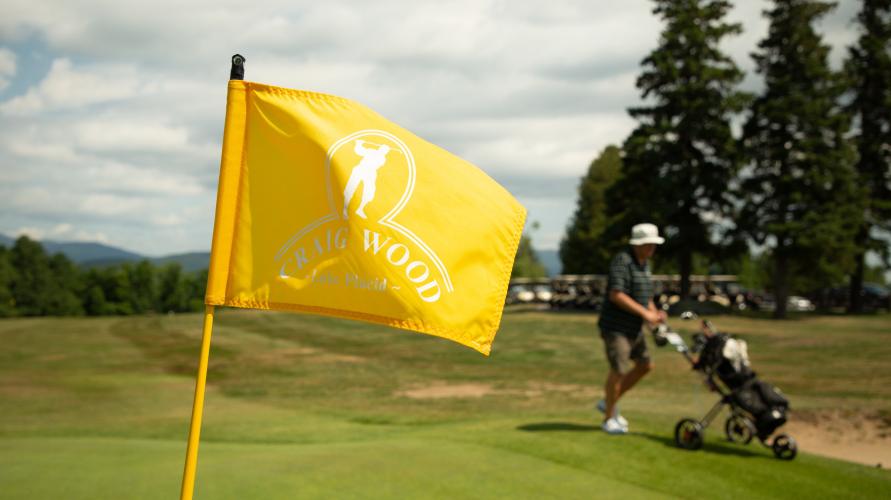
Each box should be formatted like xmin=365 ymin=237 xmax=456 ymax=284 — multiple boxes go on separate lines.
xmin=537 ymin=249 xmax=561 ymax=277
xmin=43 ymin=241 xmax=144 ymax=263
xmin=151 ymin=252 xmax=210 ymax=273
xmin=0 ymin=234 xmax=143 ymax=262
xmin=82 ymin=252 xmax=210 ymax=272
xmin=0 ymin=233 xmax=209 ymax=272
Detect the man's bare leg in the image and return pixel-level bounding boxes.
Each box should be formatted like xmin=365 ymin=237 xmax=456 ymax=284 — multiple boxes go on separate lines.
xmin=603 ymin=361 xmax=653 ymax=421
xmin=617 ymin=360 xmax=653 ymax=399
xmin=603 ymin=370 xmax=623 ymax=421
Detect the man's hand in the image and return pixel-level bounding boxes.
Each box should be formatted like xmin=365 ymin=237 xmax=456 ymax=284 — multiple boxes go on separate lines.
xmin=643 ymin=309 xmax=663 ymax=325
xmin=610 ymin=290 xmax=667 ymax=325
xmin=644 ymin=303 xmax=667 ymax=326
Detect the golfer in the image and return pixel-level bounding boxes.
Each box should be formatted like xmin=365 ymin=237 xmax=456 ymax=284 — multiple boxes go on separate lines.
xmin=597 ymin=223 xmax=666 ymax=434
xmin=343 ymin=139 xmax=391 ymax=220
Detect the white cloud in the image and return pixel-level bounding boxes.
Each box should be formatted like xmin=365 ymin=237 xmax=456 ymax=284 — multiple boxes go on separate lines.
xmin=15 ymin=223 xmax=109 ymax=243
xmin=75 ymin=119 xmax=190 ymax=153
xmin=3 ymin=187 xmax=67 ymax=215
xmin=151 ymin=213 xmax=184 ymax=226
xmin=85 ymin=162 xmax=205 ymax=196
xmin=0 ymin=47 xmax=15 ymax=91
xmin=78 ymin=193 xmax=150 ymax=216
xmin=0 ymin=58 xmax=145 ymax=115
xmin=5 ymin=137 xmax=79 ymax=162
xmin=426 ymin=112 xmax=635 ymax=177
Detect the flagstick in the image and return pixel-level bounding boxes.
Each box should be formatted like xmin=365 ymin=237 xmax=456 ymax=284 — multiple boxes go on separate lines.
xmin=179 ymin=55 xmax=245 ymax=500
xmin=180 ymin=305 xmax=216 ymax=500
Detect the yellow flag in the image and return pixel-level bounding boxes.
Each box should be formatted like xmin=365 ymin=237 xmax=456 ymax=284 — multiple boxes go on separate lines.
xmin=206 ymin=80 xmax=526 ymax=354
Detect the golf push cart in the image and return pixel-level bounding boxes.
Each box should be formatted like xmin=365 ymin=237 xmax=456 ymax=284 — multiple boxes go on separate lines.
xmin=652 ymin=312 xmax=798 ymax=460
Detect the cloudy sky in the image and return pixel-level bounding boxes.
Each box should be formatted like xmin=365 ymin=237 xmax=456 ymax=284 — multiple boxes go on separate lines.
xmin=0 ymin=0 xmax=860 ymax=256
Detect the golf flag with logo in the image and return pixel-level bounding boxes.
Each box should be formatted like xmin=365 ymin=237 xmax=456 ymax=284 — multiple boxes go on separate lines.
xmin=206 ymin=80 xmax=526 ymax=354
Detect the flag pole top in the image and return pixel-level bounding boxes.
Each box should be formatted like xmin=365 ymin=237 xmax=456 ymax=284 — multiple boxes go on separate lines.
xmin=230 ymin=54 xmax=245 ymax=80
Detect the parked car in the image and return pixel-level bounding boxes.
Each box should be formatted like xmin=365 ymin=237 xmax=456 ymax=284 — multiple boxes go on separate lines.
xmin=507 ymin=285 xmax=535 ymax=304
xmin=533 ymin=285 xmax=553 ymax=303
xmin=786 ymin=295 xmax=815 ymax=312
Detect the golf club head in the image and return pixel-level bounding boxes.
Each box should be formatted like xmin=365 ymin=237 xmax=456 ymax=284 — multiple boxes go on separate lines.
xmin=664 ymin=332 xmax=687 ymax=352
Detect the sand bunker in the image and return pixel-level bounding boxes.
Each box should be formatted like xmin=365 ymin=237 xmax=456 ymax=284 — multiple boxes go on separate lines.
xmin=785 ymin=409 xmax=891 ymax=468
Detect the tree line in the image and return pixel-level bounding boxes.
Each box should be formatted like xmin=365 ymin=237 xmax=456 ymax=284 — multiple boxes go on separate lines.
xmin=0 ymin=236 xmax=207 ymax=318
xmin=561 ymin=0 xmax=890 ymax=318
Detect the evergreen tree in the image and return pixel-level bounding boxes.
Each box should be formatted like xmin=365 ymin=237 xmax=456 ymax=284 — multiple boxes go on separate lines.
xmin=844 ymin=0 xmax=891 ymax=312
xmin=104 ymin=266 xmax=135 ymax=315
xmin=560 ymin=145 xmax=623 ymax=274
xmin=126 ymin=261 xmax=156 ymax=314
xmin=606 ymin=0 xmax=748 ymax=296
xmin=158 ymin=263 xmax=190 ymax=312
xmin=0 ymin=246 xmax=16 ymax=317
xmin=83 ymin=284 xmax=110 ymax=316
xmin=9 ymin=236 xmax=54 ymax=316
xmin=741 ymin=0 xmax=861 ymax=318
xmin=46 ymin=253 xmax=84 ymax=316
xmin=186 ymin=268 xmax=209 ymax=311
xmin=82 ymin=268 xmax=119 ymax=316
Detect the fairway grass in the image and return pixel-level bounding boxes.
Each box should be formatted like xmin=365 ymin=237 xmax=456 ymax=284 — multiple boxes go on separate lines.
xmin=1 ymin=311 xmax=890 ymax=499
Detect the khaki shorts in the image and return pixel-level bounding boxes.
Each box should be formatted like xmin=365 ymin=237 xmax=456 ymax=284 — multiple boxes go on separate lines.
xmin=601 ymin=330 xmax=650 ymax=375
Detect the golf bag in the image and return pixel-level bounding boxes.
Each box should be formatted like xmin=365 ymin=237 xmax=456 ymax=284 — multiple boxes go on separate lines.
xmin=694 ymin=333 xmax=789 ymax=439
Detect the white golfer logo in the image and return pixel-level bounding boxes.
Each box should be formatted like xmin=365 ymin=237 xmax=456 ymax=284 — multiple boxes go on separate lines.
xmin=343 ymin=140 xmax=391 ymax=220
xmin=274 ymin=129 xmax=454 ymax=298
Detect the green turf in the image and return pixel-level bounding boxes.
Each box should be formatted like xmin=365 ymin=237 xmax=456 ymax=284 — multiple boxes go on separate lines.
xmin=1 ymin=310 xmax=889 ymax=499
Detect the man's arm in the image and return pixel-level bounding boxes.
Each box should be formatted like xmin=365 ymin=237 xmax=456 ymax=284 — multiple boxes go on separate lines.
xmin=648 ymin=299 xmax=667 ymax=323
xmin=609 ymin=290 xmax=662 ymax=325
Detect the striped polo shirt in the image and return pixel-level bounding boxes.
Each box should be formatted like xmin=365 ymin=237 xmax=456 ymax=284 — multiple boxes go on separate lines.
xmin=598 ymin=247 xmax=654 ymax=337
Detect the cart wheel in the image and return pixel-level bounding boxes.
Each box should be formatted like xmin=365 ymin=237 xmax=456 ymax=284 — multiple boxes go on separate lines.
xmin=725 ymin=415 xmax=755 ymax=444
xmin=674 ymin=418 xmax=704 ymax=450
xmin=771 ymin=433 xmax=798 ymax=460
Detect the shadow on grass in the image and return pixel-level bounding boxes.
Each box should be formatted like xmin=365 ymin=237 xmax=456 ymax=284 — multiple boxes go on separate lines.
xmin=516 ymin=422 xmax=600 ymax=432
xmin=635 ymin=432 xmax=768 ymax=459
